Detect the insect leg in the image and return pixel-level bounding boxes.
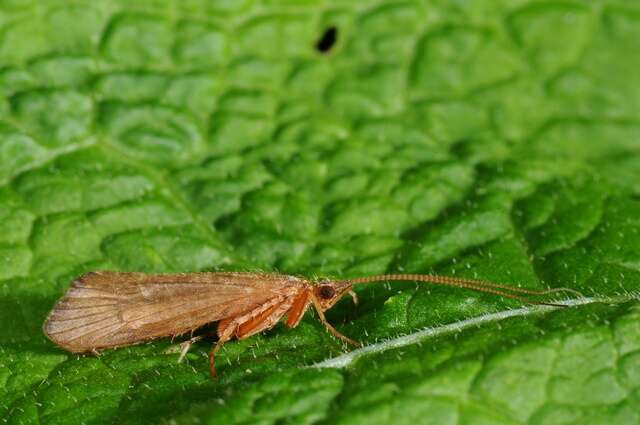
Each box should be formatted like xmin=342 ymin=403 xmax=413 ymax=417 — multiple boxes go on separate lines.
xmin=210 ymin=322 xmax=238 ymax=378
xmin=310 ymin=297 xmax=361 ymax=347
xmin=237 ymin=300 xmax=294 ymax=338
xmin=285 ymin=290 xmax=311 ymax=328
xmin=165 ymin=335 xmax=205 ymax=362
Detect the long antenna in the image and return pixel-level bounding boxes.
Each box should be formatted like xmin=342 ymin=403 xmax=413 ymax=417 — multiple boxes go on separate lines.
xmin=347 ymin=274 xmax=583 ymax=308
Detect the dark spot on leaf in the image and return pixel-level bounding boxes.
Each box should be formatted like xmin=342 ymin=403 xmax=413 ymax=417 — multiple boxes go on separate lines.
xmin=316 ymin=26 xmax=337 ymax=53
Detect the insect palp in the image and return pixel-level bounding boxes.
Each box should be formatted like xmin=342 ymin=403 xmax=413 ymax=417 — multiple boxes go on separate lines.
xmin=348 ymin=289 xmax=359 ymax=307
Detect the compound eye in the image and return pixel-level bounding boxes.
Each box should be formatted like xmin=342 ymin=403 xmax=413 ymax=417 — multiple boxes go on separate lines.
xmin=318 ymin=285 xmax=336 ymax=300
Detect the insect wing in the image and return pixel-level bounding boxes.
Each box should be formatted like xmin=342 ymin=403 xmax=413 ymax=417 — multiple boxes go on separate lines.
xmin=44 ymin=272 xmax=297 ymax=352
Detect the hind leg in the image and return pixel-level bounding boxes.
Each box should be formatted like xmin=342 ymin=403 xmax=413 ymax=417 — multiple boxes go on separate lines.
xmin=210 ymin=322 xmax=238 ymax=377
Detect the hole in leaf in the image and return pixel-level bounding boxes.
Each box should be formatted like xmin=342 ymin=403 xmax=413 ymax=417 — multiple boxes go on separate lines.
xmin=316 ymin=26 xmax=338 ymax=53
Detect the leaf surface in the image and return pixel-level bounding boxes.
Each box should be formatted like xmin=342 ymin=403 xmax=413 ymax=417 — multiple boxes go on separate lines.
xmin=2 ymin=1 xmax=640 ymax=424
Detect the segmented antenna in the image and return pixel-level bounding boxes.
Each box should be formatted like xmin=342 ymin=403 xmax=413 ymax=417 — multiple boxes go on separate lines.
xmin=347 ymin=274 xmax=583 ymax=308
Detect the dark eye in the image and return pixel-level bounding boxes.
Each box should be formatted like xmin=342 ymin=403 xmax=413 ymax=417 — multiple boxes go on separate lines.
xmin=318 ymin=285 xmax=336 ymax=299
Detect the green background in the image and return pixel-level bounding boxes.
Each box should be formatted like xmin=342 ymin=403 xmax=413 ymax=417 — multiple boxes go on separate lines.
xmin=2 ymin=0 xmax=640 ymax=424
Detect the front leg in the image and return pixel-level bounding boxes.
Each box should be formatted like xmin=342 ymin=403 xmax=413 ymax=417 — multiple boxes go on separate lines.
xmin=311 ymin=297 xmax=361 ymax=347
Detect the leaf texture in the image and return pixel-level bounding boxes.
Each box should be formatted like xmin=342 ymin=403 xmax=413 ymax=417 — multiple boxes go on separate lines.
xmin=1 ymin=0 xmax=640 ymax=424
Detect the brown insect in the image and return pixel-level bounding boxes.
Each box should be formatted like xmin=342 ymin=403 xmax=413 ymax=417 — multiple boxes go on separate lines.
xmin=43 ymin=271 xmax=581 ymax=376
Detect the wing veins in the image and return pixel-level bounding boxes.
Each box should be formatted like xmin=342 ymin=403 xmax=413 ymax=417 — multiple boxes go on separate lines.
xmin=120 ymin=293 xmax=265 ymax=324
xmin=54 ymin=303 xmax=119 ymax=310
xmin=66 ymin=321 xmax=126 ymax=344
xmin=49 ymin=310 xmax=116 ymax=322
xmin=47 ymin=315 xmax=119 ymax=336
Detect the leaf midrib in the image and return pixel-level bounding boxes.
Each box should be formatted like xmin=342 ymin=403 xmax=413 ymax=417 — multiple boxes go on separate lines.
xmin=311 ymin=294 xmax=633 ymax=369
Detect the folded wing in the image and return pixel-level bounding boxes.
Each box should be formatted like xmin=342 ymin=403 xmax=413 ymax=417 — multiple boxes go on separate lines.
xmin=44 ymin=271 xmax=300 ymax=352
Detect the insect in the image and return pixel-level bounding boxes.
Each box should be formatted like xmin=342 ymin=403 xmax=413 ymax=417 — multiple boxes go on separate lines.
xmin=43 ymin=271 xmax=581 ymax=376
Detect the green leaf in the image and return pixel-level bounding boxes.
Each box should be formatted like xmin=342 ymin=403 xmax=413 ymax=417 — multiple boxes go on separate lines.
xmin=1 ymin=1 xmax=640 ymax=424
